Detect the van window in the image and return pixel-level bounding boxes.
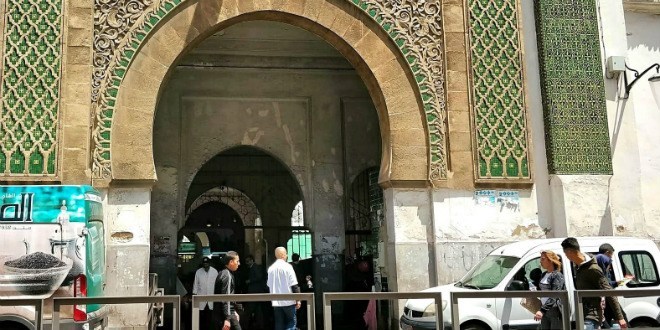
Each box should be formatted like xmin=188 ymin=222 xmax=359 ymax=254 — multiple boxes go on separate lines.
xmin=506 ymin=257 xmax=538 ymax=290
xmin=458 ymin=255 xmax=519 ymax=290
xmin=508 ymin=255 xmax=565 ymax=290
xmin=618 ymin=251 xmax=659 ymax=287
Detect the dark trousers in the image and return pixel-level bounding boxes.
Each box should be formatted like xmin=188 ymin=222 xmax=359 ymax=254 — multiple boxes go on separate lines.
xmin=243 ymin=302 xmax=266 ymax=329
xmin=201 ymin=306 xmax=212 ymax=329
xmin=602 ymin=302 xmax=628 ymax=328
xmin=296 ymin=301 xmax=308 ymax=329
xmin=213 ymin=312 xmax=241 ymax=330
xmin=539 ymin=306 xmax=562 ymax=330
xmin=273 ymin=305 xmax=297 ymax=330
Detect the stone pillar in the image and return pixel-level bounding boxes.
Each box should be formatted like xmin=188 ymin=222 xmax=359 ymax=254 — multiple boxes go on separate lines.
xmin=549 ymin=175 xmax=613 ymax=236
xmin=149 ymin=165 xmax=180 ymax=299
xmin=383 ymin=187 xmax=434 ymax=323
xmin=311 ymin=181 xmax=345 ymax=295
xmin=102 ymin=187 xmax=152 ymax=329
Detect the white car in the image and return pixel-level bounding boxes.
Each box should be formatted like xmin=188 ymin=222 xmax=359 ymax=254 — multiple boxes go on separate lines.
xmin=400 ymin=237 xmax=660 ymax=329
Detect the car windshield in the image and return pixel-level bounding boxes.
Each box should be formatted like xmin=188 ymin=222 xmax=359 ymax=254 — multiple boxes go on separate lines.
xmin=456 ymin=255 xmax=520 ymax=290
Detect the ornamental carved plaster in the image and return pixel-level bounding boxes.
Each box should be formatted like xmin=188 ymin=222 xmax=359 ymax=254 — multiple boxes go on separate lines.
xmin=93 ymin=0 xmax=154 ymax=103
xmin=91 ymin=0 xmax=449 ymax=181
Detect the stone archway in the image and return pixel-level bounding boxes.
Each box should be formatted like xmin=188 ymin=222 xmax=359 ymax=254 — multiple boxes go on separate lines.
xmin=98 ymin=0 xmax=440 ymax=187
xmin=186 ymin=186 xmax=265 ymax=262
xmin=186 ymin=186 xmax=262 ymax=227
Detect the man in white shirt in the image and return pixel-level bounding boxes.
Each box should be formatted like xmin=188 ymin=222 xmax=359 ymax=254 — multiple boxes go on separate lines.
xmin=193 ymin=257 xmax=218 ymax=328
xmin=267 ymin=247 xmax=301 ymax=330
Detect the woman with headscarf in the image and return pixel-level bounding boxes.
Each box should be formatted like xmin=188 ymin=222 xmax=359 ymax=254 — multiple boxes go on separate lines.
xmin=534 ymin=250 xmax=565 ymax=329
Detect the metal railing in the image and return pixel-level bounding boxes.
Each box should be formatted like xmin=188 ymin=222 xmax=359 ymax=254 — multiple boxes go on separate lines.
xmin=192 ymin=293 xmax=315 ymax=330
xmin=9 ymin=288 xmax=660 ymax=329
xmin=574 ymin=288 xmax=660 ymax=329
xmin=323 ymin=291 xmax=443 ymax=330
xmin=51 ymin=295 xmax=180 ymax=330
xmin=0 ymin=298 xmax=44 ymax=329
xmin=147 ymin=273 xmax=165 ymax=328
xmin=450 ymin=290 xmax=571 ymax=330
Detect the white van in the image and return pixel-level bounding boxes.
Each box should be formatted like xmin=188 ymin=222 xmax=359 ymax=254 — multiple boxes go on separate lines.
xmin=400 ymin=237 xmax=660 ymax=329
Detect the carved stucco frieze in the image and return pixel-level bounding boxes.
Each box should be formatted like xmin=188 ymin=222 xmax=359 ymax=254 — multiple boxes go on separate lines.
xmin=92 ymin=0 xmax=170 ymax=179
xmin=356 ymin=0 xmax=447 ymax=180
xmin=91 ymin=0 xmax=449 ymax=181
xmin=93 ymin=0 xmax=154 ymax=103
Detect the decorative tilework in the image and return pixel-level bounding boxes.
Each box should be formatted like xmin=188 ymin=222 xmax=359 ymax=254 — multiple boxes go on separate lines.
xmin=92 ymin=0 xmax=183 ymax=179
xmin=350 ymin=0 xmax=447 ymax=180
xmin=0 ymin=0 xmax=63 ymax=175
xmin=535 ymin=0 xmax=612 ymax=174
xmin=93 ymin=0 xmax=153 ymax=103
xmin=91 ymin=0 xmax=449 ymax=181
xmin=467 ymin=0 xmax=531 ymax=181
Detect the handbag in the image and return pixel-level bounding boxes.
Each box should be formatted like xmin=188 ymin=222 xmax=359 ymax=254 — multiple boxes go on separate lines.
xmin=520 ymin=297 xmax=542 ymax=315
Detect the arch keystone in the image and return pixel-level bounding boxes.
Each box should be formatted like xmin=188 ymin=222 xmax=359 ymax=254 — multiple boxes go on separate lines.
xmin=302 ymin=0 xmax=324 ymax=21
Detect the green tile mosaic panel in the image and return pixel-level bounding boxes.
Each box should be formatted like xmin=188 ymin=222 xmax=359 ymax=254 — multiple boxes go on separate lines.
xmin=468 ymin=0 xmax=531 ymax=180
xmin=0 ymin=0 xmax=62 ymax=175
xmin=535 ymin=0 xmax=612 ymax=174
xmin=91 ymin=0 xmax=450 ymax=182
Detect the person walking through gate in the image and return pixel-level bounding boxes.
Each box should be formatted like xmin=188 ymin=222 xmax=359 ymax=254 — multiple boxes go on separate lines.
xmin=290 ymin=253 xmax=312 ymax=329
xmin=561 ymin=237 xmax=627 ymax=329
xmin=268 ymin=247 xmax=301 ymax=330
xmin=193 ymin=257 xmax=218 ymax=328
xmin=214 ymin=251 xmax=242 ymax=330
xmin=243 ymin=255 xmax=268 ymax=329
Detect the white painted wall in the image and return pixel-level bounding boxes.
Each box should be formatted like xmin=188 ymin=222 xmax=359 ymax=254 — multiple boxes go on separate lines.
xmin=597 ymin=0 xmax=646 ymax=238
xmin=624 ymin=10 xmax=660 ymax=238
xmin=433 ymin=188 xmax=542 ymax=240
xmin=595 ymin=2 xmax=660 ymax=238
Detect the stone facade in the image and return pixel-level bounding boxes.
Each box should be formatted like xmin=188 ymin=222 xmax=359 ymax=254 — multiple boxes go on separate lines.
xmin=1 ymin=0 xmax=659 ymax=328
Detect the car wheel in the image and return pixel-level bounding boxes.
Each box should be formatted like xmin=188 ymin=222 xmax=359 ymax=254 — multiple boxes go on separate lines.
xmin=461 ymin=321 xmax=489 ymax=330
xmin=629 ymin=319 xmax=658 ymax=328
xmin=0 ymin=322 xmax=28 ymax=330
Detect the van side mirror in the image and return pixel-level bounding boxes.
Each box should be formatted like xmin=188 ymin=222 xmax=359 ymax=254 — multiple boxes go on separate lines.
xmin=507 ymin=280 xmax=527 ymax=291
